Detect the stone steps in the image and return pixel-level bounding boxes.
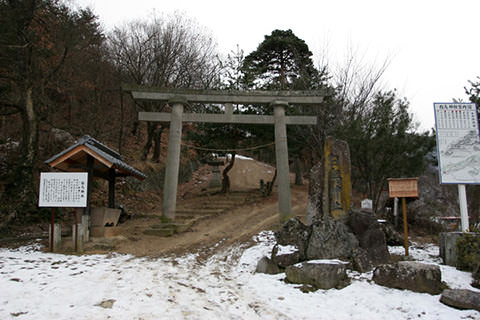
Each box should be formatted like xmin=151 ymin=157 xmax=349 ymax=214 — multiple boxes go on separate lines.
xmin=175 ymin=208 xmax=226 ymax=215
xmin=143 ymin=190 xmax=262 ymax=237
xmin=143 ymin=222 xmax=190 ymax=237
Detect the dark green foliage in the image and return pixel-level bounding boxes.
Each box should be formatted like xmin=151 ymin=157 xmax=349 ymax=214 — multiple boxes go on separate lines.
xmin=240 ymin=29 xmax=331 ymax=167
xmin=456 ymin=233 xmax=480 ymax=272
xmin=335 ymin=90 xmax=436 ymax=210
xmin=464 ymin=78 xmax=480 ymax=225
xmin=242 ymin=29 xmax=325 ymax=90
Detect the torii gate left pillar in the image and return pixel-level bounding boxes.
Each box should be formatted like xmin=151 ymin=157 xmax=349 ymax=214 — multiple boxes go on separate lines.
xmin=162 ymin=96 xmax=186 ymax=221
xmin=272 ymin=100 xmax=291 ymax=222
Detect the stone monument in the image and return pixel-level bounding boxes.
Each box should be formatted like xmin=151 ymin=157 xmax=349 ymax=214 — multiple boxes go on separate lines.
xmin=306 ymin=137 xmax=352 ymax=224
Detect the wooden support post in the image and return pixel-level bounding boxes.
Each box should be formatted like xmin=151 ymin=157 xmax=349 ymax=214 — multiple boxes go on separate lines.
xmin=108 ymin=168 xmax=116 ymax=208
xmin=86 ymin=155 xmax=94 ymax=216
xmin=74 ymin=208 xmax=78 ymax=252
xmin=402 ymin=197 xmax=409 ymax=256
xmin=50 ymin=208 xmax=55 ymax=252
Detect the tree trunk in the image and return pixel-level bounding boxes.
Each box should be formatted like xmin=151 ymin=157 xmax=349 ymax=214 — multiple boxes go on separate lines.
xmin=24 ymin=86 xmax=38 ymax=168
xmin=294 ymin=155 xmax=303 ymax=185
xmin=265 ymin=169 xmax=277 ymax=196
xmin=118 ymin=88 xmax=124 ymax=154
xmin=221 ymin=152 xmax=236 ymax=193
xmin=142 ymin=122 xmax=155 ymax=161
xmin=2 ymin=86 xmax=39 ymax=219
xmin=152 ymin=125 xmax=164 ymax=162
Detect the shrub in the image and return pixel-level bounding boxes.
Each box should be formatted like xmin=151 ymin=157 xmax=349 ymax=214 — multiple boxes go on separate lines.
xmin=456 ymin=233 xmax=480 ymax=271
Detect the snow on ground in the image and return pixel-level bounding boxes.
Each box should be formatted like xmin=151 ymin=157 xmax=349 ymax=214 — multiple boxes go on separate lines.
xmin=1 ymin=233 xmax=479 ymax=320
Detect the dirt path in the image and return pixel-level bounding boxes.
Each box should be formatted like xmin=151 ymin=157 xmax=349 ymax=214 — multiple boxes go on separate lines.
xmin=85 ymin=185 xmax=308 ymax=257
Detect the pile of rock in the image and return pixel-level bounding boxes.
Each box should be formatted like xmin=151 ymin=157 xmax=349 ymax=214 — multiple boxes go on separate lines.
xmin=255 ymin=212 xmax=390 ymax=290
xmin=255 ymin=137 xmax=392 ymax=289
xmin=254 ymin=136 xmax=480 ymax=312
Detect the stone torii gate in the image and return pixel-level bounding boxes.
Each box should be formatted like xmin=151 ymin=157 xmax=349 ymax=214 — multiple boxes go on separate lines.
xmin=125 ymin=87 xmax=324 ymax=222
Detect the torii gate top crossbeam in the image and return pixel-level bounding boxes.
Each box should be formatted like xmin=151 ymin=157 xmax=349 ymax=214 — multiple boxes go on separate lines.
xmin=124 ymin=86 xmax=326 ymax=105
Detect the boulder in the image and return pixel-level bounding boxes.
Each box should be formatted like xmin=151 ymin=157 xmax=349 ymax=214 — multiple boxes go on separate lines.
xmin=351 ymin=248 xmax=373 ymax=273
xmin=305 ymin=162 xmax=324 ymax=225
xmin=348 ymin=209 xmax=390 ymax=265
xmin=373 ymin=261 xmax=445 ymax=295
xmin=440 ymin=289 xmax=480 ymax=311
xmin=306 ymin=218 xmax=358 ymax=261
xmin=271 ymin=244 xmax=301 ymax=268
xmin=380 ymin=222 xmax=404 ymax=246
xmin=285 ymin=260 xmax=350 ymax=290
xmin=274 ymin=218 xmax=311 ymax=260
xmin=472 ymin=263 xmax=480 ymax=289
xmin=255 ymin=256 xmax=281 ymax=274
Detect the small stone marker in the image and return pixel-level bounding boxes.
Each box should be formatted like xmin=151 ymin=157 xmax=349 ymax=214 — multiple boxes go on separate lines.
xmin=48 ymin=223 xmax=61 ymax=252
xmin=361 ymin=199 xmax=373 ymax=210
xmin=207 ymin=159 xmax=223 ymax=188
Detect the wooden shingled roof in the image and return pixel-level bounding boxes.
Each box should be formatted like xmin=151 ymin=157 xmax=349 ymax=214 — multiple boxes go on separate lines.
xmin=45 ymin=135 xmax=146 ymax=180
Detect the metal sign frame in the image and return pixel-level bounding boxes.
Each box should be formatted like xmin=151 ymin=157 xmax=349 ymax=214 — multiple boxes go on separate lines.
xmin=434 ymin=102 xmax=480 ymax=184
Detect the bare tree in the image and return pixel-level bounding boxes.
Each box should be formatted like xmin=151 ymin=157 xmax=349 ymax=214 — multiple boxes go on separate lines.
xmin=299 ymin=49 xmax=390 ymax=163
xmin=108 ymin=12 xmax=221 ymax=161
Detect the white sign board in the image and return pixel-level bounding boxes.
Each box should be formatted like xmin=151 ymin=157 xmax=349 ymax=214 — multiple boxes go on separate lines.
xmin=434 ymin=102 xmax=480 ymax=184
xmin=361 ymin=199 xmax=373 ymax=210
xmin=38 ymin=172 xmax=88 ymax=207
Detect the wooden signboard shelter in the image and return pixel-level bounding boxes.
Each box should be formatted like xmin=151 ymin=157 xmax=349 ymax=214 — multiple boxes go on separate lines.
xmin=45 ymin=135 xmax=146 ymax=215
xmin=388 ymin=177 xmax=419 ymax=256
xmin=125 ymin=86 xmax=326 ymax=222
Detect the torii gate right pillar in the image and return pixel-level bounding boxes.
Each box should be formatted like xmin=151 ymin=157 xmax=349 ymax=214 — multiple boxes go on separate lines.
xmin=273 ymin=100 xmax=292 ymax=222
xmin=162 ymin=97 xmax=186 ymax=221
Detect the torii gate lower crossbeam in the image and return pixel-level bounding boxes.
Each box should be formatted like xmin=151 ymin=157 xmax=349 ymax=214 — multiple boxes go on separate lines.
xmin=129 ymin=88 xmax=323 ymax=222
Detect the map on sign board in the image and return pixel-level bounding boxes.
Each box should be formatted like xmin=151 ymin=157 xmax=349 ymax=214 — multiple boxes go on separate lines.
xmin=434 ymin=103 xmax=480 ymax=184
xmin=38 ymin=172 xmax=88 ymax=207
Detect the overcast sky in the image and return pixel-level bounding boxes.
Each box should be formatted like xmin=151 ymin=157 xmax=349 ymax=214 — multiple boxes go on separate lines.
xmin=74 ymin=0 xmax=480 ymax=131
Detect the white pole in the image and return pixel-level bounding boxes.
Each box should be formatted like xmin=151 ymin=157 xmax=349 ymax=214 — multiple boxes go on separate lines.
xmin=393 ymin=197 xmax=399 ymax=227
xmin=458 ymin=184 xmax=469 ymax=232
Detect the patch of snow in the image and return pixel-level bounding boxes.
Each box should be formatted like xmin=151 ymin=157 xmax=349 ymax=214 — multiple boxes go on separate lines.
xmin=233 ymin=154 xmax=253 ymax=160
xmin=0 ymin=234 xmax=479 ymax=319
xmin=276 ymin=244 xmax=298 ymax=255
xmin=389 ymin=242 xmax=443 ymax=264
xmin=305 ymin=259 xmax=350 ymax=265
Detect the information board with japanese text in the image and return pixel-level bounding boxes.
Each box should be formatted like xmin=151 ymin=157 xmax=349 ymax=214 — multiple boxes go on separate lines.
xmin=434 ymin=102 xmax=480 ymax=184
xmin=388 ymin=178 xmax=419 ymax=198
xmin=38 ymin=172 xmax=88 ymax=207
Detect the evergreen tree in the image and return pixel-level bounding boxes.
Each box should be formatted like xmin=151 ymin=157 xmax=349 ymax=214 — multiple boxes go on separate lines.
xmin=241 ymin=29 xmax=330 ymax=181
xmin=464 ymin=77 xmax=480 ymax=224
xmin=336 ymin=90 xmax=435 ymax=210
xmin=242 ymin=29 xmax=324 ymax=90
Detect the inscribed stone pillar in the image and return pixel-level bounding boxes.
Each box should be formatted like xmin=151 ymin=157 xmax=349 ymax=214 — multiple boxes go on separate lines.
xmin=272 ymin=100 xmax=292 ymax=222
xmin=162 ymin=97 xmax=186 ymax=221
xmin=323 ymin=137 xmax=352 ymax=220
xmin=306 ymin=137 xmax=352 ymax=224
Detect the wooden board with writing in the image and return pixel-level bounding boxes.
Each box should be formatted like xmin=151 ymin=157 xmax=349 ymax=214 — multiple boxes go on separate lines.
xmin=388 ymin=178 xmax=419 ymax=198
